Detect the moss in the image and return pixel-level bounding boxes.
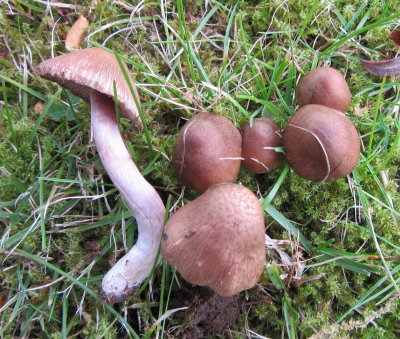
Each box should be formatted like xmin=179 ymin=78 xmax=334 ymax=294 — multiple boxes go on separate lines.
xmin=81 ymin=317 xmax=119 ymax=338
xmin=0 ymin=118 xmax=36 ymax=199
xmin=251 ymin=301 xmax=282 ymax=335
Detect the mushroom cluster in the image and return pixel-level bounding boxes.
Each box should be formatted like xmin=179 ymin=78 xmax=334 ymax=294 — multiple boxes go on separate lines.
xmin=171 ymin=67 xmax=360 ymax=186
xmin=38 ymin=46 xmax=361 ymax=305
xmin=163 ymin=67 xmax=360 ymax=297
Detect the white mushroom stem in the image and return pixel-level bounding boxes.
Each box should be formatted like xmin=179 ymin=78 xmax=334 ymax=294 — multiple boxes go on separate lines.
xmin=90 ymin=89 xmax=165 ymax=303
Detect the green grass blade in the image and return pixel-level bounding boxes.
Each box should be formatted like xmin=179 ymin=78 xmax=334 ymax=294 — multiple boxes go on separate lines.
xmin=264 ymin=205 xmax=313 ymax=252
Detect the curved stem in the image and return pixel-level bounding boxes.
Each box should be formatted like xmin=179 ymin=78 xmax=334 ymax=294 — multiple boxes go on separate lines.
xmin=90 ymin=90 xmax=165 ymax=303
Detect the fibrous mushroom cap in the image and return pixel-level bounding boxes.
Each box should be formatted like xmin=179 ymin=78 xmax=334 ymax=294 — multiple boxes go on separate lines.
xmin=161 ymin=183 xmax=266 ymax=296
xmin=283 ymin=104 xmax=360 ymax=182
xmin=172 ymin=112 xmax=242 ymax=192
xmin=241 ymin=117 xmax=283 ymax=173
xmin=36 ymin=47 xmax=140 ymax=124
xmin=297 ymin=67 xmax=351 ymax=112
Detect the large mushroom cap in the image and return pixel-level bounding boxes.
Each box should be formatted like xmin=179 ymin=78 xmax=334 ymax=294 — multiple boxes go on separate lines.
xmin=283 ymin=104 xmax=360 ymax=182
xmin=36 ymin=47 xmax=141 ymax=124
xmin=161 ymin=183 xmax=266 ymax=296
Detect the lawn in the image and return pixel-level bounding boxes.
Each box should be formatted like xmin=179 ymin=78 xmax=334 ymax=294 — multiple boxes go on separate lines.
xmin=0 ymin=0 xmax=399 ymax=338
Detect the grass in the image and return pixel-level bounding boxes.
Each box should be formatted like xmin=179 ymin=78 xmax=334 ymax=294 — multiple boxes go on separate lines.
xmin=0 ymin=0 xmax=399 ymax=338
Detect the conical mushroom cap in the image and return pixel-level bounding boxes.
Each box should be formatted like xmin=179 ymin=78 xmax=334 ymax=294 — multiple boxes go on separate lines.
xmin=161 ymin=183 xmax=266 ymax=296
xmin=36 ymin=47 xmax=141 ymax=125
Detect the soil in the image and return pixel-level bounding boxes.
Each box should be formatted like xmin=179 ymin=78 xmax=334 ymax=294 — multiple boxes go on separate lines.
xmin=167 ymin=283 xmax=243 ymax=338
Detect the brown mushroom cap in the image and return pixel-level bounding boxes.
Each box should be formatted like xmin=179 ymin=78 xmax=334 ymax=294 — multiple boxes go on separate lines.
xmin=36 ymin=47 xmax=141 ymax=124
xmin=296 ymin=67 xmax=351 ymax=112
xmin=161 ymin=183 xmax=266 ymax=296
xmin=241 ymin=118 xmax=283 ymax=173
xmin=283 ymin=104 xmax=360 ymax=182
xmin=172 ymin=112 xmax=242 ymax=192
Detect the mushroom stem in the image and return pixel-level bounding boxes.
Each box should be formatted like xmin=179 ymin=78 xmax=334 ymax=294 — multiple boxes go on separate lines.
xmin=90 ymin=90 xmax=165 ymax=303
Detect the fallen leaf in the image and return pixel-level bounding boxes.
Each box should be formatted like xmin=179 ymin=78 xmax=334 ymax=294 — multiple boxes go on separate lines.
xmin=389 ymin=30 xmax=400 ymax=46
xmin=65 ymin=16 xmax=89 ymax=51
xmin=361 ymin=56 xmax=400 ymax=76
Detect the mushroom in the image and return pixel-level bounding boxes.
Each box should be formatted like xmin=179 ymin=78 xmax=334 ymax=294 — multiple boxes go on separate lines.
xmin=296 ymin=67 xmax=351 ymax=112
xmin=161 ymin=183 xmax=266 ymax=296
xmin=240 ymin=117 xmax=283 ymax=173
xmin=36 ymin=47 xmax=165 ymax=303
xmin=172 ymin=112 xmax=242 ymax=192
xmin=283 ymin=104 xmax=360 ymax=182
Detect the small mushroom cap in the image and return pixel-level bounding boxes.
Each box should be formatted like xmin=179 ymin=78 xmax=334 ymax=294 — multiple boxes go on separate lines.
xmin=172 ymin=112 xmax=242 ymax=192
xmin=241 ymin=118 xmax=283 ymax=173
xmin=161 ymin=183 xmax=266 ymax=296
xmin=296 ymin=67 xmax=351 ymax=112
xmin=283 ymin=104 xmax=360 ymax=182
xmin=36 ymin=47 xmax=141 ymax=124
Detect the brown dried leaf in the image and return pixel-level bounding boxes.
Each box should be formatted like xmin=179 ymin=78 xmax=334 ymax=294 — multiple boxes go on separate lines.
xmin=361 ymin=56 xmax=400 ymax=76
xmin=389 ymin=30 xmax=400 ymax=46
xmin=65 ymin=16 xmax=89 ymax=51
